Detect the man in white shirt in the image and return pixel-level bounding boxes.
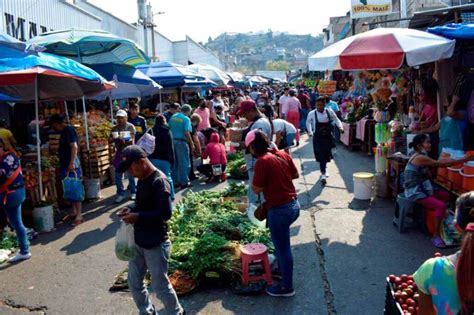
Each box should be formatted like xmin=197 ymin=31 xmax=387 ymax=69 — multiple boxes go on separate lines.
xmin=249 ymin=87 xmax=259 ymax=102
xmin=272 ymin=118 xmax=297 ymax=151
xmin=306 ymin=97 xmax=344 ymax=183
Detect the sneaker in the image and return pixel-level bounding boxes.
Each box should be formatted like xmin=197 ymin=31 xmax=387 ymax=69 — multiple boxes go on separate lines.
xmin=115 ymin=195 xmax=126 ymax=203
xmin=266 ymin=284 xmax=295 ymax=297
xmin=130 ymin=194 xmax=136 ymax=201
xmin=321 ymin=174 xmax=327 ymax=181
xmin=8 ymin=252 xmax=31 ymax=263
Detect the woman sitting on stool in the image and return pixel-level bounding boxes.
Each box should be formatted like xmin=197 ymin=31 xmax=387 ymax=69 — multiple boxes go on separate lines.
xmin=403 ymin=134 xmax=474 ymax=248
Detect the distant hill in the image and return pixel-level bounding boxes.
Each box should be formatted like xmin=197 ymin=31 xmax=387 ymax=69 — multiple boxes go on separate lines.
xmin=205 ymin=31 xmax=324 ymax=73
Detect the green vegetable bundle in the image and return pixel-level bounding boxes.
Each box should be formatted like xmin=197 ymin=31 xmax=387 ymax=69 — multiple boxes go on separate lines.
xmin=227 ymin=158 xmax=248 ymax=179
xmin=169 ymin=190 xmax=272 ymax=280
xmin=222 ymin=182 xmax=247 ymax=197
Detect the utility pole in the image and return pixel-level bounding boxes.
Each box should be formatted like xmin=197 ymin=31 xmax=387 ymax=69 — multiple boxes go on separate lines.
xmin=146 ymin=3 xmax=165 ymax=62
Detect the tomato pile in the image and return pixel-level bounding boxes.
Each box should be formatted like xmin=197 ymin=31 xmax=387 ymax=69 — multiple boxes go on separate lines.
xmin=388 ymin=274 xmax=419 ymax=315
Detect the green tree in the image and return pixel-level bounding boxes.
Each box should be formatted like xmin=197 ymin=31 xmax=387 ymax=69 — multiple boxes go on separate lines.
xmin=266 ymin=61 xmax=290 ymax=71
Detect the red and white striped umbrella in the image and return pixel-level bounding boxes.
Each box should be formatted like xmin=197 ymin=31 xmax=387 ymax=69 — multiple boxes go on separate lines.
xmin=308 ymin=28 xmax=455 ymax=71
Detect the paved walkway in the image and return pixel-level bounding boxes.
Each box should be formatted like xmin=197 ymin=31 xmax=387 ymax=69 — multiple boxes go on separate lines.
xmin=0 ymin=134 xmax=455 ymax=314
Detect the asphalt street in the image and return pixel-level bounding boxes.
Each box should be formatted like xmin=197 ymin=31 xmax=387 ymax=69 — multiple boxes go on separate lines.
xmin=0 ymin=134 xmax=456 ymax=314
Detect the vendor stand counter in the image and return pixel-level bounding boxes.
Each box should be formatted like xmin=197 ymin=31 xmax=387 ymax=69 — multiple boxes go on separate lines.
xmin=340 ymin=122 xmax=361 ymax=151
xmin=356 ymin=119 xmax=376 ymax=155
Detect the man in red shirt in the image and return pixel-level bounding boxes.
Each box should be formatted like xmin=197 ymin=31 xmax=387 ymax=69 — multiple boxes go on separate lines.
xmin=247 ymin=129 xmax=300 ymax=298
xmin=297 ymin=89 xmax=310 ymax=133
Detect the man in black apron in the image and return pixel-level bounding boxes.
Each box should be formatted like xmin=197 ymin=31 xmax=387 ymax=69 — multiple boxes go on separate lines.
xmin=306 ymin=97 xmax=344 ymax=184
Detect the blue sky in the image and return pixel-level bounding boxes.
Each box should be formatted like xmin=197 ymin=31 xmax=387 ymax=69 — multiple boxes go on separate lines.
xmin=89 ymin=0 xmax=349 ymax=42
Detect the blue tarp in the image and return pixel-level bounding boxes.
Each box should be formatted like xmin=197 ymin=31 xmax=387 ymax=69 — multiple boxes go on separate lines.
xmin=427 ymin=23 xmax=474 ymax=40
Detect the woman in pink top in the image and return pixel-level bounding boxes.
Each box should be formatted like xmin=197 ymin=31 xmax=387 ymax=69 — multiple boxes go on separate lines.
xmin=282 ymin=90 xmax=301 ymax=143
xmin=194 ymin=99 xmax=211 ymax=131
xmin=197 ymin=132 xmax=227 ymax=182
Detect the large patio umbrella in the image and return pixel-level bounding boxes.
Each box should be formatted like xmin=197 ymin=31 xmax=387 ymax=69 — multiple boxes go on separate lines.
xmin=0 ymin=35 xmax=114 ymax=199
xmin=308 ymin=28 xmax=456 ymax=71
xmin=187 ymin=63 xmax=231 ymax=86
xmin=87 ymin=63 xmax=161 ymax=100
xmin=137 ymin=61 xmax=211 ymax=88
xmin=27 ymin=29 xmax=150 ymax=67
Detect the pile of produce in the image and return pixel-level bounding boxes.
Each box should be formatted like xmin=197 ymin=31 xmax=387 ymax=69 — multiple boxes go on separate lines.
xmin=387 ymin=274 xmax=419 ymax=315
xmin=168 ymin=189 xmax=272 ymax=281
xmin=226 ymin=152 xmax=248 ymax=180
xmin=222 ymin=182 xmax=247 ymax=197
xmin=71 ymin=110 xmax=113 ymax=146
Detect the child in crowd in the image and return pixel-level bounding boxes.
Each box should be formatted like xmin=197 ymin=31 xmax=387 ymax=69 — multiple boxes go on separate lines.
xmin=197 ymin=132 xmax=227 ymax=182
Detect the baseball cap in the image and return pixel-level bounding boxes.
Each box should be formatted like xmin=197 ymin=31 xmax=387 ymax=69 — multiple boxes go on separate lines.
xmin=115 ymin=145 xmax=147 ymax=173
xmin=237 ymin=100 xmax=257 ymax=116
xmin=116 ymin=109 xmax=127 ymax=118
xmin=245 ymin=129 xmax=258 ymax=147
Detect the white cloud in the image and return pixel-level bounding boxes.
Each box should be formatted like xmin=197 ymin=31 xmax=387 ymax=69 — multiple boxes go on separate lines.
xmin=89 ymin=0 xmax=349 ymax=42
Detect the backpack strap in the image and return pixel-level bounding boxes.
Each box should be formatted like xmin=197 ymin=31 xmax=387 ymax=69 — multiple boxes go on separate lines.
xmin=0 ymin=165 xmax=22 ymax=205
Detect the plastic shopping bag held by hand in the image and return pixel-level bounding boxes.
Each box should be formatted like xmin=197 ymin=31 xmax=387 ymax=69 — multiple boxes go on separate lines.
xmin=115 ymin=222 xmax=138 ymax=261
xmin=62 ymin=172 xmax=85 ymax=202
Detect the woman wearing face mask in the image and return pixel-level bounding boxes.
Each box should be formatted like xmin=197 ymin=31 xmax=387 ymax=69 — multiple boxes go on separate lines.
xmin=414 ymin=192 xmax=474 ymax=315
xmin=403 ymin=134 xmax=474 ymax=248
xmin=194 ymin=98 xmax=211 ymax=131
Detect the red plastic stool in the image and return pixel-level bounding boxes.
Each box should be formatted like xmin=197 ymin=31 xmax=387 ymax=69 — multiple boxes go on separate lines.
xmin=240 ymin=243 xmax=273 ymax=285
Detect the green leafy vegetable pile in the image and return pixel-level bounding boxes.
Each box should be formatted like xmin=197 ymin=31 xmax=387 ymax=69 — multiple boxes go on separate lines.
xmin=226 ymin=151 xmax=248 ymax=180
xmin=0 ymin=232 xmax=18 ymax=251
xmin=222 ymin=182 xmax=247 ymax=197
xmin=168 ymin=190 xmax=272 ymax=280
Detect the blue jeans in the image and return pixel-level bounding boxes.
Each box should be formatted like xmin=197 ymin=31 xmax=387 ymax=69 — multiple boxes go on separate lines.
xmin=268 ymin=199 xmax=300 ymax=289
xmin=299 ymin=108 xmax=309 ymax=131
xmin=171 ymin=140 xmax=190 ymax=186
xmin=115 ymin=172 xmax=136 ymax=196
xmin=128 ymin=240 xmax=183 ymax=315
xmin=1 ymin=187 xmax=29 ymax=254
xmin=150 ymin=159 xmax=175 ymax=200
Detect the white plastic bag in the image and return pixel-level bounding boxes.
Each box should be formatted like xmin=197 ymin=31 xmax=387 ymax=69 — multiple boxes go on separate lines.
xmin=136 ymin=128 xmax=155 ymax=156
xmin=115 ymin=222 xmax=138 ymax=261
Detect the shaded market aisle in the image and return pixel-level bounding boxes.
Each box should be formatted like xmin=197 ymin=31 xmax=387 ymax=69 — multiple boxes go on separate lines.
xmin=0 ymin=134 xmax=457 ymax=314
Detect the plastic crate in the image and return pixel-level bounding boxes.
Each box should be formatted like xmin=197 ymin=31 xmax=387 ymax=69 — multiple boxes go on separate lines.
xmin=384 ymin=278 xmax=403 ymax=315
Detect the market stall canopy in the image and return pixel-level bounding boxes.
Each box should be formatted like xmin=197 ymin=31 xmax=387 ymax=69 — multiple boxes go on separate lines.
xmin=0 ymin=39 xmax=115 ymax=101
xmin=427 ymin=23 xmax=474 ymax=40
xmin=27 ymin=29 xmax=150 ymax=67
xmin=87 ymin=63 xmax=161 ymax=100
xmin=308 ymin=28 xmax=455 ymax=71
xmin=137 ymin=61 xmax=212 ymax=88
xmin=186 ymin=63 xmax=231 ymax=86
xmin=226 ymin=71 xmax=245 ymax=83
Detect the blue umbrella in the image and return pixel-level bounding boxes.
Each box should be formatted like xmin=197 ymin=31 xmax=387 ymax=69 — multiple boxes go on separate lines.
xmin=87 ymin=63 xmax=161 ymax=100
xmin=28 ymin=28 xmax=150 ymax=67
xmin=137 ymin=61 xmax=212 ymax=88
xmin=0 ymin=33 xmax=114 ymax=197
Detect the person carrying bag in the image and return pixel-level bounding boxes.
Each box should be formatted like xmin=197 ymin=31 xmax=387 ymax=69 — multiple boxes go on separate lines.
xmin=246 ymin=129 xmax=300 ymax=298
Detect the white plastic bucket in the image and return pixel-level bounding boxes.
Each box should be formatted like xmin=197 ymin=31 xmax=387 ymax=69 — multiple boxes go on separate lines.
xmin=353 ymin=172 xmax=374 ymax=200
xmin=33 ymin=205 xmax=54 ymax=232
xmin=84 ymin=178 xmax=101 ymax=199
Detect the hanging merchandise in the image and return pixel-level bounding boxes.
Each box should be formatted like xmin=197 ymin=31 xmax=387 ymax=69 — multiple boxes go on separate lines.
xmin=375 ymin=123 xmax=391 ymax=145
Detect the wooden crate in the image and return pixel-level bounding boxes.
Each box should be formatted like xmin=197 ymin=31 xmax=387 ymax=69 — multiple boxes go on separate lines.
xmin=27 ymin=179 xmax=58 ymax=207
xmin=80 ymin=143 xmax=112 ymax=187
xmin=48 ymin=134 xmax=61 ymax=154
